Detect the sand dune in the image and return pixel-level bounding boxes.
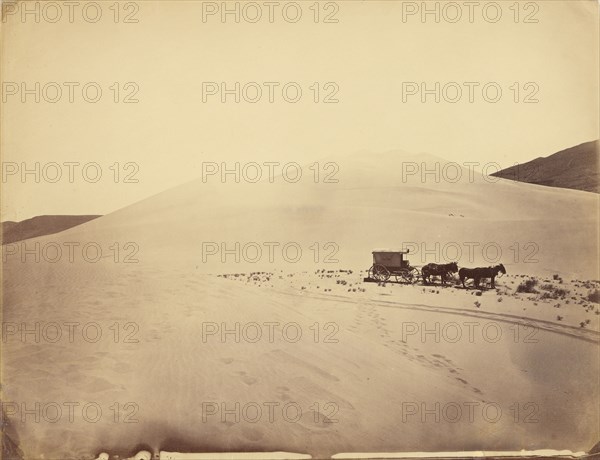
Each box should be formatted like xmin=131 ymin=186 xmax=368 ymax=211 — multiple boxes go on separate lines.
xmin=1 ymin=151 xmax=598 ymax=458
xmin=9 ymin=151 xmax=598 ymax=277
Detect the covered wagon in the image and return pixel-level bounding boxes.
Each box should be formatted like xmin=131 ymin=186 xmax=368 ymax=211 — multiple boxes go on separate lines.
xmin=366 ymin=249 xmax=420 ymax=283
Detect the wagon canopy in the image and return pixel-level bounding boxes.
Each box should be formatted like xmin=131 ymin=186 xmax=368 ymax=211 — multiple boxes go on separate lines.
xmin=372 ymin=249 xmax=410 ymax=268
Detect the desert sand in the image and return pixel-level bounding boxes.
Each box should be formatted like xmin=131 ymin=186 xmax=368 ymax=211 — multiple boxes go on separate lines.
xmin=1 ymin=152 xmax=598 ymax=459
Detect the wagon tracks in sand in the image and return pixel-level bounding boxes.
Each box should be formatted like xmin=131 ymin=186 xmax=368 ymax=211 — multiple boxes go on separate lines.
xmin=276 ymin=289 xmax=600 ymax=344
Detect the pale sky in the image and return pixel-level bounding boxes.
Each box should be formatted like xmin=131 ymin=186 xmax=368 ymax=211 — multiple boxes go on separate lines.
xmin=1 ymin=0 xmax=598 ymax=221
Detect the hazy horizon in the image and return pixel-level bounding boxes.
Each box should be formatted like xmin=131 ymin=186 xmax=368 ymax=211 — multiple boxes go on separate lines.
xmin=2 ymin=139 xmax=599 ymax=222
xmin=2 ymin=0 xmax=598 ymax=221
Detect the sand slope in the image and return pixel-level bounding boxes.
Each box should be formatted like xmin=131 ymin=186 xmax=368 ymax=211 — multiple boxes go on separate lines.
xmin=13 ymin=151 xmax=598 ymax=277
xmin=1 ymin=151 xmax=599 ymax=458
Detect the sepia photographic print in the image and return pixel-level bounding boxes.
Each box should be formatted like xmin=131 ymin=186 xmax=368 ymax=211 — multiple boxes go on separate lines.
xmin=1 ymin=1 xmax=599 ymax=459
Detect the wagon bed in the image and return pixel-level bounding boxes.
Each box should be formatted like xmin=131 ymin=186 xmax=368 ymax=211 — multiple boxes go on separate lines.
xmin=365 ymin=249 xmax=420 ymax=284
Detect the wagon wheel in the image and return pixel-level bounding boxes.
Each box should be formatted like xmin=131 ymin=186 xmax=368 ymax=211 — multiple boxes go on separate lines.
xmin=372 ymin=264 xmax=390 ymax=282
xmin=400 ymin=268 xmax=418 ymax=284
xmin=410 ymin=267 xmax=421 ymax=284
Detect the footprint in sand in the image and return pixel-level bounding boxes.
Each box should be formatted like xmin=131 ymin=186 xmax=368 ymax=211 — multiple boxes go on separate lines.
xmin=220 ymin=357 xmax=234 ymax=365
xmin=144 ymin=328 xmax=162 ymax=342
xmin=237 ymin=371 xmax=257 ymax=386
xmin=113 ymin=361 xmax=132 ymax=373
xmin=455 ymin=377 xmax=469 ymax=385
xmin=433 ymin=354 xmax=454 ymax=365
xmin=276 ymin=386 xmax=291 ymax=400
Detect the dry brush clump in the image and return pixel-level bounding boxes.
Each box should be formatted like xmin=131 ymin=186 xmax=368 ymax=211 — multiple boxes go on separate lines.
xmin=516 ymin=278 xmax=538 ymax=294
xmin=587 ymin=289 xmax=600 ymax=304
xmin=508 ymin=275 xmax=600 ymax=319
xmin=539 ymin=284 xmax=569 ymax=300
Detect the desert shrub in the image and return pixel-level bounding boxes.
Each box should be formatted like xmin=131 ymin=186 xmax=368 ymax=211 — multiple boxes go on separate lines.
xmin=540 ymin=285 xmax=569 ymax=300
xmin=516 ymin=279 xmax=538 ymax=293
xmin=587 ymin=289 xmax=600 ymax=304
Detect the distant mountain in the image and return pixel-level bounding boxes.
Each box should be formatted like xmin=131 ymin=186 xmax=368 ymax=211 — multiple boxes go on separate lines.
xmin=2 ymin=221 xmax=18 ymax=235
xmin=1 ymin=215 xmax=101 ymax=245
xmin=492 ymin=140 xmax=599 ymax=193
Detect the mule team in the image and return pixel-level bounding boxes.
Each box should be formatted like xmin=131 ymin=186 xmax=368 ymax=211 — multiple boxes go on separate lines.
xmin=421 ymin=262 xmax=506 ymax=289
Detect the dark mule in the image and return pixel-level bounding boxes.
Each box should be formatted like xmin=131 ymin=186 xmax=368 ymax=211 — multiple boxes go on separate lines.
xmin=421 ymin=262 xmax=458 ymax=285
xmin=459 ymin=264 xmax=506 ymax=289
